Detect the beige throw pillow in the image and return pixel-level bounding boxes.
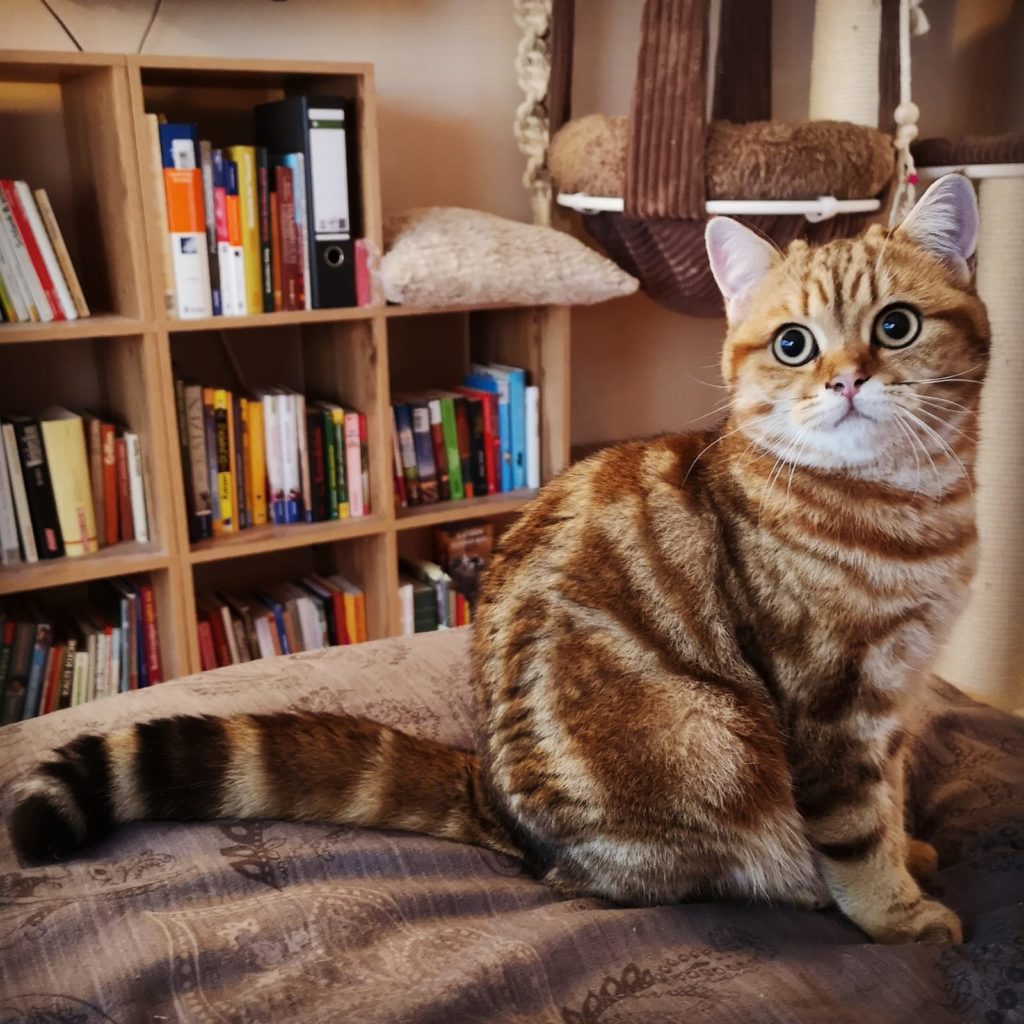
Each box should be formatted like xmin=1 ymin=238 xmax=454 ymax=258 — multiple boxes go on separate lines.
xmin=381 ymin=207 xmax=638 ymax=307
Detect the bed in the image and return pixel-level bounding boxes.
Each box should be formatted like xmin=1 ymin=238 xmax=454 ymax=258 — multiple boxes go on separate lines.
xmin=1 ymin=628 xmax=1022 ymax=1023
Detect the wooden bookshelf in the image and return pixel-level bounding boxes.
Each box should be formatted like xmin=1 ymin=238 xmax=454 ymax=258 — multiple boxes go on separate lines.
xmin=0 ymin=50 xmax=571 ymax=678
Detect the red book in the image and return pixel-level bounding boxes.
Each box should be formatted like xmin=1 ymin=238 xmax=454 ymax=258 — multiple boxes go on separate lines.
xmin=274 ymin=165 xmax=299 ymax=310
xmin=428 ymin=407 xmax=449 ymax=501
xmin=0 ymin=179 xmax=64 ymax=320
xmin=137 ymin=578 xmax=164 ymax=683
xmin=453 ymin=397 xmax=474 ymax=499
xmin=197 ymin=619 xmax=217 ymax=671
xmin=39 ymin=643 xmax=63 ymax=716
xmin=115 ymin=435 xmax=134 ymax=541
xmin=455 ymin=387 xmax=499 ymax=494
xmin=101 ymin=422 xmax=118 ymax=545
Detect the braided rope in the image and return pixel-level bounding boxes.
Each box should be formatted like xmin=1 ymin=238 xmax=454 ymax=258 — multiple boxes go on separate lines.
xmin=889 ymin=0 xmax=930 ymax=224
xmin=513 ymin=0 xmax=553 ymax=226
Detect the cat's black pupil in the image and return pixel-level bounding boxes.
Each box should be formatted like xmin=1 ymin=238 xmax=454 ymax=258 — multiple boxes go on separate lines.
xmin=882 ymin=311 xmax=911 ymax=339
xmin=779 ymin=330 xmax=806 ymax=358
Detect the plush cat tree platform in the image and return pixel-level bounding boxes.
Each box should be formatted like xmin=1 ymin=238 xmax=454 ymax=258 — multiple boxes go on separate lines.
xmin=2 ymin=628 xmax=1023 ymax=1021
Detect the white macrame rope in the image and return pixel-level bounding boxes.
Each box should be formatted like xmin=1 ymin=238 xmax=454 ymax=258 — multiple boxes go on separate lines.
xmin=889 ymin=0 xmax=930 ymax=224
xmin=513 ymin=0 xmax=553 ymax=226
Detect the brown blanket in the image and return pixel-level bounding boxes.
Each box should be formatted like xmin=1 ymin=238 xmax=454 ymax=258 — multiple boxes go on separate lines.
xmin=1 ymin=629 xmax=1023 ymax=1023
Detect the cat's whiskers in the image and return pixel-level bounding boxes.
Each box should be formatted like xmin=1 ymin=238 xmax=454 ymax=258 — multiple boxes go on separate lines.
xmin=895 ymin=397 xmax=975 ymax=442
xmin=896 ymin=406 xmax=973 ymax=496
xmin=891 ymin=409 xmax=943 ymax=495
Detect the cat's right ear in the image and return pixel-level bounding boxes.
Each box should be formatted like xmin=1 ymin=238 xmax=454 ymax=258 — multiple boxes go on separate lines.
xmin=705 ymin=218 xmax=780 ymax=324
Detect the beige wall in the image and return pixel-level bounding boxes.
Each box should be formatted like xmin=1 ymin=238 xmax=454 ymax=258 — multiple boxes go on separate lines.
xmin=5 ymin=0 xmax=1022 ymax=446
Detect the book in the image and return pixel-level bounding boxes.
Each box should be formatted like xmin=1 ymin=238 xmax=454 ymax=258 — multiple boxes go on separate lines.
xmin=274 ymin=164 xmax=300 ymax=309
xmin=229 ymin=396 xmax=245 ymax=529
xmin=279 ymin=391 xmax=301 ymax=523
xmin=408 ymin=401 xmax=438 ymax=503
xmin=393 ymin=403 xmax=421 ymax=506
xmin=398 ymin=579 xmax=414 ymax=636
xmin=213 ymin=389 xmax=234 ymax=532
xmin=327 ymin=574 xmax=367 ymax=644
xmin=85 ymin=416 xmax=106 ymax=546
xmin=183 ymin=382 xmax=213 ymax=540
xmin=438 ymin=394 xmax=464 ymax=501
xmin=198 ymin=141 xmax=223 ymax=316
xmin=391 ymin=412 xmax=407 ymax=510
xmin=526 ymin=385 xmax=541 ymax=488
xmin=0 ymin=438 xmax=21 ymax=564
xmin=306 ymin=406 xmax=328 ymax=522
xmin=224 ymin=159 xmax=248 ymax=316
xmin=453 ymin=396 xmax=474 ymax=499
xmin=314 ymin=402 xmax=341 ymax=520
xmin=38 ymin=408 xmax=98 ymax=556
xmin=7 ymin=415 xmax=63 ymax=559
xmin=159 ymin=123 xmax=213 ymax=319
xmin=212 ymin=149 xmax=240 ymax=316
xmin=358 ymin=412 xmax=371 ymax=515
xmin=283 ymin=153 xmax=311 ymax=310
xmin=426 ymin=397 xmax=449 ymax=501
xmin=226 ymin=145 xmax=262 ymax=314
xmin=144 ymin=115 xmax=177 ymax=318
xmin=261 ymin=391 xmax=285 ymax=524
xmin=0 ymin=207 xmax=32 ymax=322
xmin=467 ymin=366 xmax=515 ymax=491
xmin=246 ymin=397 xmax=268 ymax=526
xmin=343 ymin=411 xmax=364 ymax=517
xmin=21 ymin=619 xmax=53 ymax=721
xmin=10 ymin=181 xmax=76 ymax=319
xmin=294 ymin=391 xmax=312 ymax=523
xmin=135 ymin=576 xmax=163 ymax=684
xmin=270 ymin=185 xmax=283 ymax=311
xmin=1 ymin=422 xmax=38 ymax=562
xmin=115 ymin=435 xmax=133 ymax=541
xmin=32 ymin=189 xmax=89 ymax=318
xmin=255 ymin=147 xmax=275 ymax=313
xmin=0 ymin=185 xmax=48 ymax=322
xmin=124 ymin=431 xmax=148 ymax=544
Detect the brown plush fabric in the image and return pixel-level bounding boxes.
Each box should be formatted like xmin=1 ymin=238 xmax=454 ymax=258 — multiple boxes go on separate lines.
xmin=912 ymin=134 xmax=1024 ymax=167
xmin=551 ymin=115 xmax=895 ymax=201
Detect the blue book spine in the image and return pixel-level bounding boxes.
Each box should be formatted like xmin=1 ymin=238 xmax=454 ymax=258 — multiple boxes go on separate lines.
xmin=502 ymin=368 xmax=527 ymax=489
xmin=158 ymin=123 xmax=199 ymax=170
xmin=256 ymin=592 xmax=290 ymax=654
xmin=119 ymin=598 xmax=130 ymax=693
xmin=464 ymin=373 xmax=512 ymax=492
xmin=20 ymin=624 xmax=52 ymax=720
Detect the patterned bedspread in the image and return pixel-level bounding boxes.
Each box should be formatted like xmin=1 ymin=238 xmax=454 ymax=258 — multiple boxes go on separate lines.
xmin=1 ymin=629 xmax=1022 ymax=1023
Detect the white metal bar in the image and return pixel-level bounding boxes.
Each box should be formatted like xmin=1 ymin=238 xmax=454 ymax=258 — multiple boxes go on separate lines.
xmin=556 ymin=192 xmax=881 ymax=221
xmin=917 ymin=163 xmax=1024 ymax=181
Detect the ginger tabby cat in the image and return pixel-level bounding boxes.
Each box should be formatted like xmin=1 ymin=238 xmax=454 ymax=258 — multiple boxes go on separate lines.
xmin=9 ymin=176 xmax=986 ymax=946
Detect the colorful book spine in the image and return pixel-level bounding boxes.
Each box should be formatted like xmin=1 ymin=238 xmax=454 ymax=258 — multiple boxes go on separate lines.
xmin=11 ymin=180 xmax=76 ymax=319
xmin=247 ymin=397 xmax=268 ymax=526
xmin=393 ymin=404 xmax=421 ymax=506
xmin=212 ymin=149 xmax=238 ymax=316
xmin=39 ymin=408 xmax=99 ymax=556
xmin=255 ymin=147 xmax=275 ymax=313
xmin=439 ymin=396 xmax=464 ymax=501
xmin=224 ymin=160 xmax=247 ymax=316
xmin=198 ymin=141 xmax=222 ymax=316
xmin=226 ymin=145 xmax=262 ymax=314
xmin=33 ymin=189 xmax=89 ymax=317
xmin=159 ymin=123 xmax=212 ymax=319
xmin=344 ymin=411 xmax=364 ymax=517
xmin=213 ymin=389 xmax=234 ymax=532
xmin=409 ymin=402 xmax=438 ymax=503
xmin=10 ymin=416 xmax=64 ymax=558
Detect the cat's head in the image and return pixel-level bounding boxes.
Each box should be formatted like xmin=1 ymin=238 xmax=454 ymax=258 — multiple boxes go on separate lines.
xmin=705 ymin=175 xmax=989 ymax=478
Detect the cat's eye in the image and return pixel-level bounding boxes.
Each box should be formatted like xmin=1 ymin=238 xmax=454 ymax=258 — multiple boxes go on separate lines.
xmin=873 ymin=304 xmax=922 ymax=349
xmin=771 ymin=325 xmax=818 ymax=367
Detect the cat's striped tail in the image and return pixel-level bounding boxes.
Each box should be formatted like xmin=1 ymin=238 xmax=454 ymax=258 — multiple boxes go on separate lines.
xmin=8 ymin=713 xmax=518 ymax=862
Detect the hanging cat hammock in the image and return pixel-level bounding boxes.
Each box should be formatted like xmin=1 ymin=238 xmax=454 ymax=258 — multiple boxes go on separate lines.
xmin=541 ymin=0 xmax=918 ymax=317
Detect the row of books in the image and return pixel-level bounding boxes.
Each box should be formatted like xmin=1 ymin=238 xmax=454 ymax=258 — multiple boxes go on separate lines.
xmin=150 ymin=93 xmax=364 ymax=320
xmin=391 ymin=363 xmax=539 ymax=508
xmin=398 ymin=521 xmax=493 ymax=634
xmin=174 ymin=380 xmax=370 ymax=541
xmin=0 ymin=179 xmax=90 ymax=324
xmin=0 ymin=574 xmax=163 ymax=725
xmin=1 ymin=409 xmax=148 ymax=566
xmin=196 ymin=574 xmax=367 ymax=670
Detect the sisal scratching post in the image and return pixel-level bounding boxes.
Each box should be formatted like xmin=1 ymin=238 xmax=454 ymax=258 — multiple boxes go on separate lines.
xmin=809 ymin=0 xmax=881 ymax=127
xmin=934 ymin=175 xmax=1024 ymax=711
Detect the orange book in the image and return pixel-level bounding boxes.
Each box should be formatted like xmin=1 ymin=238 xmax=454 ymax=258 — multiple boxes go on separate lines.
xmin=162 ymin=150 xmax=211 ymax=318
xmin=246 ymin=397 xmax=268 ymax=526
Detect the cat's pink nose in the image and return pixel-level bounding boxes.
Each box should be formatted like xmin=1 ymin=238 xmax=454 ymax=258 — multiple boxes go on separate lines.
xmin=826 ymin=373 xmax=870 ymax=399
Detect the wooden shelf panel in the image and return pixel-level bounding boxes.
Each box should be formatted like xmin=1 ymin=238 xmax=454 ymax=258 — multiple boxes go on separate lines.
xmin=189 ymin=515 xmax=388 ymax=565
xmin=0 ymin=315 xmax=148 ymax=346
xmin=165 ymin=307 xmax=378 ymax=333
xmin=0 ymin=545 xmax=170 ymax=596
xmin=395 ymin=490 xmax=537 ymax=530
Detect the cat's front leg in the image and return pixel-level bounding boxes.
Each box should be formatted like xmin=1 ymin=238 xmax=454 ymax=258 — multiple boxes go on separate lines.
xmin=804 ymin=763 xmax=961 ymax=945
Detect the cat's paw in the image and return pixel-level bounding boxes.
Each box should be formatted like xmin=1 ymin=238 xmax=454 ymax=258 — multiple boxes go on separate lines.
xmin=906 ymin=838 xmax=939 ymax=880
xmin=867 ymin=898 xmax=962 ymax=946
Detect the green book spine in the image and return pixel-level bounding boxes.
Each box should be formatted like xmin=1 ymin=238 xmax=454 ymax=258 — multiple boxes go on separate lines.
xmin=322 ymin=410 xmax=339 ymax=520
xmin=440 ymin=398 xmax=464 ymax=500
xmin=333 ymin=417 xmax=348 ymax=516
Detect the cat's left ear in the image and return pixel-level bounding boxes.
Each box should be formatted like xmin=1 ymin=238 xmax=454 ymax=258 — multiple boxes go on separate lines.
xmin=705 ymin=218 xmax=780 ymax=324
xmin=896 ymin=174 xmax=978 ymax=284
